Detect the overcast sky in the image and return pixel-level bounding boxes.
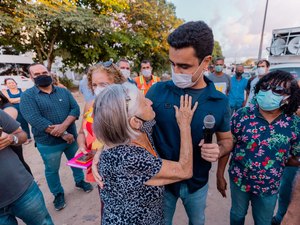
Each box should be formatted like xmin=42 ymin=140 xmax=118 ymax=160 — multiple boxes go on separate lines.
xmin=169 ymin=0 xmax=300 ymax=64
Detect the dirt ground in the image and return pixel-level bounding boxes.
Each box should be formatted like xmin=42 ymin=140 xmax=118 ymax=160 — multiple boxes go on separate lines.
xmin=20 ymin=91 xmax=254 ymax=225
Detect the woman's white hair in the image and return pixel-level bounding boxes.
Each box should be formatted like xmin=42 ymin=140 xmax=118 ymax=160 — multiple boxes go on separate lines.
xmin=93 ymin=82 xmax=141 ymax=146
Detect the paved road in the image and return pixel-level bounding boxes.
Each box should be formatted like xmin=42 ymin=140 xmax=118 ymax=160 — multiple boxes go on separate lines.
xmin=21 ymin=91 xmax=254 ymax=225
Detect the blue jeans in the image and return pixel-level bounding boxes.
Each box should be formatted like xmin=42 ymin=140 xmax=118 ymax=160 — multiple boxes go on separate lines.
xmin=164 ymin=183 xmax=208 ymax=225
xmin=36 ymin=142 xmax=84 ymax=195
xmin=0 ymin=181 xmax=54 ymax=225
xmin=273 ymin=166 xmax=299 ymax=223
xmin=230 ymin=180 xmax=277 ymax=225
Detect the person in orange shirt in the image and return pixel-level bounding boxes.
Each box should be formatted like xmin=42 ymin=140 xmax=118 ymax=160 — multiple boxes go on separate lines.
xmin=134 ymin=60 xmax=160 ymax=95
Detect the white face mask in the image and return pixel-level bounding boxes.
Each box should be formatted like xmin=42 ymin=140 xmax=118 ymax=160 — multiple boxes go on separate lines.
xmin=120 ymin=69 xmax=131 ymax=79
xmin=142 ymin=69 xmax=152 ymax=77
xmin=94 ymin=86 xmax=106 ymax=96
xmin=257 ymin=67 xmax=266 ymax=76
xmin=171 ymin=62 xmax=203 ymax=89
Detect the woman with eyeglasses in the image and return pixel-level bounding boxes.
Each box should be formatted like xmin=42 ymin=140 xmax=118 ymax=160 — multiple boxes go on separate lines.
xmin=218 ymin=70 xmax=300 ymax=225
xmin=77 ymin=62 xmax=126 ymax=183
xmin=93 ymin=83 xmax=197 ymax=224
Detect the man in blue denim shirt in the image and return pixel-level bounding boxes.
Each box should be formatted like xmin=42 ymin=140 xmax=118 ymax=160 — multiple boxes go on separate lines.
xmin=228 ymin=64 xmax=248 ymax=114
xmin=20 ymin=63 xmax=93 ymax=211
xmin=146 ymin=21 xmax=233 ymax=225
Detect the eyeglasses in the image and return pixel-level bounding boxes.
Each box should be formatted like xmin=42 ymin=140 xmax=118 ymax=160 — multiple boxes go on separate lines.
xmin=97 ymin=60 xmax=113 ymax=67
xmin=260 ymin=82 xmax=290 ymax=96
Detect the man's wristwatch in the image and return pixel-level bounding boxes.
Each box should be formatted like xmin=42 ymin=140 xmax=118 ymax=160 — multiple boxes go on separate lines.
xmin=12 ymin=135 xmax=19 ymax=145
xmin=62 ymin=131 xmax=68 ymax=136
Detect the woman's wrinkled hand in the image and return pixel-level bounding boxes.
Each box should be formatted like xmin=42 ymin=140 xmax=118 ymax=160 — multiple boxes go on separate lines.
xmin=174 ymin=94 xmax=198 ymax=128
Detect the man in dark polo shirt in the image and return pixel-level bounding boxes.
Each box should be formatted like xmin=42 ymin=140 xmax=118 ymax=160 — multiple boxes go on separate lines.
xmin=20 ymin=63 xmax=93 ymax=211
xmin=146 ymin=21 xmax=233 ymax=225
xmin=0 ymin=109 xmax=54 ymax=224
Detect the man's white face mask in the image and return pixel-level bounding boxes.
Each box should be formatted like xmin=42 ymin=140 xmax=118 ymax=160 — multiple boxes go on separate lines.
xmin=120 ymin=69 xmax=131 ymax=79
xmin=171 ymin=60 xmax=204 ymax=89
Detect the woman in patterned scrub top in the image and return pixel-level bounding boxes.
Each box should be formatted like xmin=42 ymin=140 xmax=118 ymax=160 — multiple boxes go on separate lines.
xmin=221 ymin=70 xmax=300 ymax=225
xmin=93 ymin=83 xmax=198 ymax=224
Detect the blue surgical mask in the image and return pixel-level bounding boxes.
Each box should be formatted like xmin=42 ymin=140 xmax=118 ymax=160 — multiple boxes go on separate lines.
xmin=256 ymin=90 xmax=285 ymax=111
xmin=215 ymin=65 xmax=223 ymax=73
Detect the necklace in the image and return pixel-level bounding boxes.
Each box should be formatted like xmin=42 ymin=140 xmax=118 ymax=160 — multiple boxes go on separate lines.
xmin=131 ymin=136 xmax=157 ymax=157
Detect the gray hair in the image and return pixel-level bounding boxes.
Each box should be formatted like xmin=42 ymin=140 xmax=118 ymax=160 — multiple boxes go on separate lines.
xmin=93 ymin=82 xmax=141 ymax=146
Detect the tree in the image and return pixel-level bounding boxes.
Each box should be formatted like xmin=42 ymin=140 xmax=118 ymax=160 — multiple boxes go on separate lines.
xmin=0 ymin=0 xmax=183 ymax=73
xmin=212 ymin=41 xmax=223 ymax=60
xmin=0 ymin=0 xmax=109 ymax=70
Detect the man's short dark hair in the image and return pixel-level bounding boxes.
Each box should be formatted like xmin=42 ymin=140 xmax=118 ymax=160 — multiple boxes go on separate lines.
xmin=141 ymin=59 xmax=151 ymax=66
xmin=27 ymin=63 xmax=47 ymax=75
xmin=257 ymin=59 xmax=270 ymax=68
xmin=167 ymin=21 xmax=214 ymax=62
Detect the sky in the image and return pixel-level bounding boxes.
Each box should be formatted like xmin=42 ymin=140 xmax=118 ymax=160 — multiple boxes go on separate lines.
xmin=168 ymin=0 xmax=300 ymax=64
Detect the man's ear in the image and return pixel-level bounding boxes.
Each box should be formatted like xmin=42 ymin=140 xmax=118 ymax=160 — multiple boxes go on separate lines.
xmin=129 ymin=117 xmax=141 ymax=130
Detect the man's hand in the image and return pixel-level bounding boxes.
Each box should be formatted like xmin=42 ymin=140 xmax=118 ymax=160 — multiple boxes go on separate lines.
xmin=92 ymin=151 xmax=104 ymax=189
xmin=49 ymin=124 xmax=67 ymax=137
xmin=199 ymin=139 xmax=220 ymax=162
xmin=61 ymin=133 xmax=74 ymax=144
xmin=0 ymin=132 xmax=13 ymax=150
xmin=217 ymin=174 xmax=227 ymax=198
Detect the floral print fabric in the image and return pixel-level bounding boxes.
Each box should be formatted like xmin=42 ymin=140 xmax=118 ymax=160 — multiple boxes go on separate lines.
xmin=229 ymin=105 xmax=300 ymax=196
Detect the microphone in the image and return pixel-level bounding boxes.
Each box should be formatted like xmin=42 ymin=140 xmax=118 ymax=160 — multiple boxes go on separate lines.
xmin=203 ymin=115 xmax=215 ymax=143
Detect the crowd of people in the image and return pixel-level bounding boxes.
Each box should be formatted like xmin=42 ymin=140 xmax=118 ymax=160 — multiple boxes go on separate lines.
xmin=0 ymin=20 xmax=300 ymax=225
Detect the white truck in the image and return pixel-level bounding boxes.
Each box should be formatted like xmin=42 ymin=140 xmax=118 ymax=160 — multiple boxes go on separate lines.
xmin=267 ymin=26 xmax=300 ymax=79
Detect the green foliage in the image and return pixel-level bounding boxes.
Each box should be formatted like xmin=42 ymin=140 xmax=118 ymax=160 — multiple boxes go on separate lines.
xmin=212 ymin=41 xmax=223 ymax=61
xmin=59 ymin=76 xmax=74 ymax=89
xmin=0 ymin=0 xmax=223 ymax=75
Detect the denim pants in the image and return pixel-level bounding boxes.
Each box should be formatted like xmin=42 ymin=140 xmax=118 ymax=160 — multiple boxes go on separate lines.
xmin=164 ymin=183 xmax=208 ymax=225
xmin=36 ymin=141 xmax=84 ymax=196
xmin=273 ymin=166 xmax=299 ymax=223
xmin=230 ymin=180 xmax=277 ymax=225
xmin=0 ymin=181 xmax=54 ymax=225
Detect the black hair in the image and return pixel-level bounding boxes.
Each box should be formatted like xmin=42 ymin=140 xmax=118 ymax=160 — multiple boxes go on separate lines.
xmin=257 ymin=59 xmax=270 ymax=68
xmin=255 ymin=70 xmax=300 ymax=115
xmin=4 ymin=78 xmax=17 ymax=85
xmin=27 ymin=62 xmax=47 ymax=75
xmin=167 ymin=21 xmax=214 ymax=62
xmin=140 ymin=59 xmax=151 ymax=66
xmin=0 ymin=91 xmax=10 ymax=109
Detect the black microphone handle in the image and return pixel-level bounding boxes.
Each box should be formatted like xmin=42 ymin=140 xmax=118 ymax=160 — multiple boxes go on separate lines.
xmin=204 ymin=128 xmax=214 ymax=144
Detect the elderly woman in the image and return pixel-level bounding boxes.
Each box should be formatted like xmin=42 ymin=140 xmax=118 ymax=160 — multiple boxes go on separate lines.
xmin=93 ymin=83 xmax=197 ymax=224
xmin=77 ymin=61 xmax=126 ymax=182
xmin=218 ymin=70 xmax=300 ymax=225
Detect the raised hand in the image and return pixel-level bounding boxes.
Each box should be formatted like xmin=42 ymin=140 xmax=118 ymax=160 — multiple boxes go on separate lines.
xmin=174 ymin=94 xmax=198 ymax=129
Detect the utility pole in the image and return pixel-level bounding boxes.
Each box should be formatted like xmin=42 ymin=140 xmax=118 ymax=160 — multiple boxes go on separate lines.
xmin=258 ymin=0 xmax=269 ymax=60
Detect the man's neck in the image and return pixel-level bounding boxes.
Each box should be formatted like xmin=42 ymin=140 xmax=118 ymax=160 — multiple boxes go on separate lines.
xmin=191 ymin=77 xmax=207 ymax=89
xmin=215 ymin=72 xmax=223 ymax=76
xmin=144 ymin=75 xmax=152 ymax=82
xmin=236 ymin=76 xmax=242 ymax=80
xmin=38 ymin=85 xmax=53 ymax=94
